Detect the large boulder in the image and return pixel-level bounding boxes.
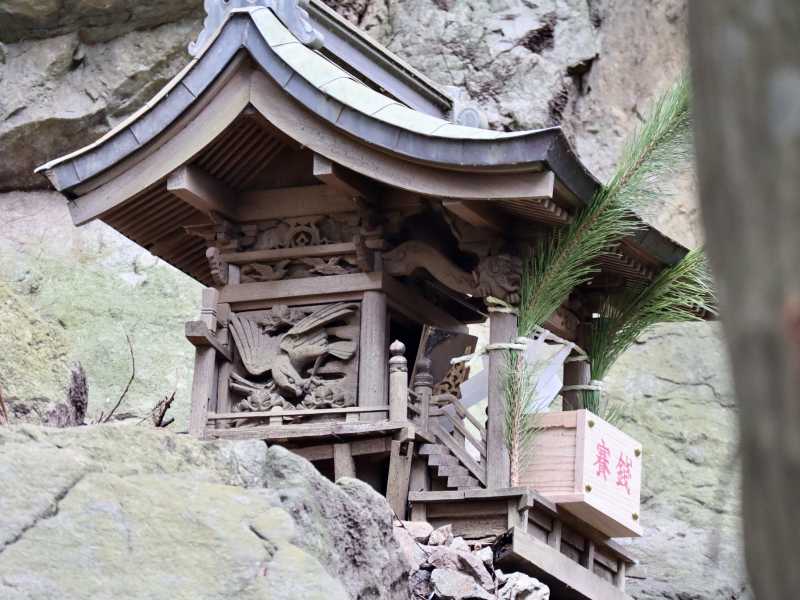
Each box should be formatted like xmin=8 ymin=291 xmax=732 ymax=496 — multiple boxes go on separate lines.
xmin=0 ymin=0 xmax=202 ymax=44
xmin=0 ymin=21 xmax=198 ymax=191
xmin=0 ymin=424 xmax=409 ymax=599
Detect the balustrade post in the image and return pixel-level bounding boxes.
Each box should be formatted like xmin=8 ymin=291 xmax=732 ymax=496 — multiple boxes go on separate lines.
xmin=487 ymin=309 xmax=516 ymax=489
xmin=388 ymin=340 xmax=408 ymax=422
xmin=189 ymin=287 xmax=219 ymax=439
xmin=412 ymin=357 xmax=433 ymax=431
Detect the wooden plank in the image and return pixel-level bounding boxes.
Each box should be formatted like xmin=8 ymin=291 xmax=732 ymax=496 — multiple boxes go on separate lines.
xmin=207 ymin=405 xmax=390 ymax=421
xmin=409 ymin=488 xmax=532 ymax=503
xmin=487 ymin=310 xmax=516 ymax=489
xmin=185 ymin=320 xmax=232 ymax=362
xmin=166 ymin=165 xmax=237 ymax=220
xmin=291 ymin=437 xmax=392 ymax=462
xmin=509 ymin=497 xmax=529 ymax=533
xmin=333 ymin=443 xmax=356 ymax=479
xmin=449 ymin=414 xmax=487 ymax=458
xmin=238 ymin=184 xmax=355 ymax=220
xmin=449 ymin=397 xmax=487 ymax=437
xmin=222 ymin=242 xmax=358 ymax=264
xmin=613 ymin=561 xmax=626 ymax=592
xmin=313 ymin=153 xmax=378 ymax=200
xmin=215 ymin=361 xmax=234 ymax=427
xmin=188 ymin=288 xmax=220 ymax=438
xmin=219 ymin=272 xmax=382 ymax=305
xmin=206 ymin=420 xmax=410 ymax=441
xmin=495 ymin=528 xmax=633 ymax=600
xmin=386 ymin=440 xmax=414 ymax=519
xmin=426 ymin=499 xmax=508 ymax=518
xmin=442 ymin=200 xmax=510 ymax=232
xmin=427 ymin=423 xmax=487 ymax=486
xmin=548 ymin=519 xmax=563 ymax=550
xmin=359 ymin=291 xmax=388 ymax=419
xmin=383 ymin=275 xmax=467 ymax=332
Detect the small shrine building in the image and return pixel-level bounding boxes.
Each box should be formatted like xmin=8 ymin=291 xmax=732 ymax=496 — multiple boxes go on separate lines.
xmin=38 ymin=2 xmax=694 ymax=599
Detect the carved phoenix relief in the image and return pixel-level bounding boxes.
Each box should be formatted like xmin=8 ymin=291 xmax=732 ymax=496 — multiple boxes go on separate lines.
xmin=228 ymin=303 xmax=359 ymax=413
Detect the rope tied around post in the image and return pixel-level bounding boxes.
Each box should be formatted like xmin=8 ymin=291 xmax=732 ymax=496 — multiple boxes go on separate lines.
xmin=561 ymin=380 xmax=604 ymax=393
xmin=486 ymin=296 xmax=519 ymax=316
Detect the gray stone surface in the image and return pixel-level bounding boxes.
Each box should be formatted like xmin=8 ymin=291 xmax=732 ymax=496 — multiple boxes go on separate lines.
xmin=0 ymin=424 xmax=409 ymax=600
xmin=428 ymin=523 xmax=454 ymax=546
xmin=424 ymin=545 xmax=494 ymax=591
xmin=0 ymin=21 xmax=199 ymax=191
xmin=402 ymin=520 xmax=434 ymax=543
xmin=0 ymin=0 xmax=202 ymax=44
xmin=605 ymin=323 xmax=750 ymax=600
xmin=495 ymin=570 xmax=549 ymax=600
xmin=430 ymin=568 xmax=494 ymax=600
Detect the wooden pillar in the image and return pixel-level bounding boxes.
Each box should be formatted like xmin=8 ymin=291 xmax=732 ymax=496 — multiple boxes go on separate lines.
xmin=359 ymin=291 xmax=388 ymax=420
xmin=333 ymin=443 xmax=356 ymax=480
xmin=189 ymin=287 xmax=219 ymax=438
xmin=486 ymin=310 xmax=516 ymax=489
xmin=548 ymin=518 xmax=563 ymax=551
xmin=388 ymin=340 xmax=408 ymax=422
xmin=613 ymin=561 xmax=626 ymax=592
xmin=386 ymin=438 xmax=414 ymax=519
xmin=412 ymin=357 xmax=433 ymax=431
xmin=563 ymin=358 xmax=590 ymax=411
xmin=408 ymin=357 xmax=432 ymax=520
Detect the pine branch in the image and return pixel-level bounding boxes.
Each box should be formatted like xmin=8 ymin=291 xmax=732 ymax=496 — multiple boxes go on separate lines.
xmin=518 ymin=75 xmax=692 ymax=336
xmin=588 ymin=248 xmax=714 ymax=382
xmin=502 ymin=351 xmax=544 ymax=486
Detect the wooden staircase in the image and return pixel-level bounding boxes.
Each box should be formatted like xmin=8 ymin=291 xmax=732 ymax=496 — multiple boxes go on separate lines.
xmin=419 ymin=442 xmax=481 ymax=490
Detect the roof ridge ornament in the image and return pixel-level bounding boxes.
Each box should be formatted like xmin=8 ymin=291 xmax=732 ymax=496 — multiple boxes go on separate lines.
xmin=189 ymin=0 xmax=324 ymax=57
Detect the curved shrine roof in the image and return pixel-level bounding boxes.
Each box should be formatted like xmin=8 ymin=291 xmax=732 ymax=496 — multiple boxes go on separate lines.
xmin=36 ymin=3 xmax=688 ymax=271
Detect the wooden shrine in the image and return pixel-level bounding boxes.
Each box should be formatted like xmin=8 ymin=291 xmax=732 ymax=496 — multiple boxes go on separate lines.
xmin=38 ymin=2 xmax=694 ymax=598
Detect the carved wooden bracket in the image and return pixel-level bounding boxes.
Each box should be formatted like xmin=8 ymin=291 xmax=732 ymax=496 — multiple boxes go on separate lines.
xmin=383 ymin=241 xmax=522 ymax=305
xmin=206 ymin=247 xmax=229 ymax=286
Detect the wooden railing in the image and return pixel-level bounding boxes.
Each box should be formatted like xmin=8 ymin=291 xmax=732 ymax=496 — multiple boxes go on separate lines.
xmin=407 ymin=354 xmax=488 ymax=485
xmin=430 ymin=394 xmax=487 ymax=462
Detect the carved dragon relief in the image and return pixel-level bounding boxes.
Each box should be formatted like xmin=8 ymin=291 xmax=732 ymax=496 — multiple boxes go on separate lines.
xmin=383 ymin=240 xmax=523 ymax=305
xmin=190 ymin=0 xmax=324 ymax=57
xmin=227 ymin=302 xmax=359 ymax=417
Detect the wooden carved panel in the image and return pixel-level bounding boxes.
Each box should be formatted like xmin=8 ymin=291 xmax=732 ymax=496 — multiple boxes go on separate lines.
xmin=188 ymin=214 xmax=368 ymax=284
xmin=227 ymin=302 xmax=360 ymax=415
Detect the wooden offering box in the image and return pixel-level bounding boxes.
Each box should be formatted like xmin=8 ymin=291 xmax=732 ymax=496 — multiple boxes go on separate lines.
xmin=520 ymin=409 xmax=643 ymax=538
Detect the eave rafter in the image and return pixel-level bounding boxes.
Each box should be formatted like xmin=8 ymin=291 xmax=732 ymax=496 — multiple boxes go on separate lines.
xmin=167 ymin=165 xmax=238 ymax=221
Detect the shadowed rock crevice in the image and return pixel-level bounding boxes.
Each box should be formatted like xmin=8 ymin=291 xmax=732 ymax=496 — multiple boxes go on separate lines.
xmin=520 ymin=14 xmax=557 ymax=54
xmin=0 ymin=471 xmax=86 ymax=556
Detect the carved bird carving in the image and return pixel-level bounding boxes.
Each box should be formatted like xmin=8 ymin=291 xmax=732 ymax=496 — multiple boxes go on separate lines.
xmin=229 ymin=302 xmax=358 ymax=400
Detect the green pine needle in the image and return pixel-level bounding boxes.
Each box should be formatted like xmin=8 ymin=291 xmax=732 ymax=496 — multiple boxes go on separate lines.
xmin=586 ymin=248 xmax=715 ymax=385
xmin=518 ymin=75 xmax=692 ymax=337
xmin=502 ymin=351 xmax=544 ymax=486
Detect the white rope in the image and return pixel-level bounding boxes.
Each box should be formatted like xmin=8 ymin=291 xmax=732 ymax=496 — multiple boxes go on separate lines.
xmin=561 ymin=380 xmax=604 ymax=393
xmin=485 ymin=296 xmax=519 ymax=316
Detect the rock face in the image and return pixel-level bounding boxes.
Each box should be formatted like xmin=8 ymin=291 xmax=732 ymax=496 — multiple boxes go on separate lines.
xmin=0 ymin=424 xmax=409 ymax=599
xmin=0 ymin=1 xmax=747 ymax=598
xmin=605 ymin=323 xmax=749 ymax=600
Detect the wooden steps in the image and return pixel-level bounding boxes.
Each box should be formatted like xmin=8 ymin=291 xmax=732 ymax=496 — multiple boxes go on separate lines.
xmin=419 ymin=442 xmax=480 ymax=490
